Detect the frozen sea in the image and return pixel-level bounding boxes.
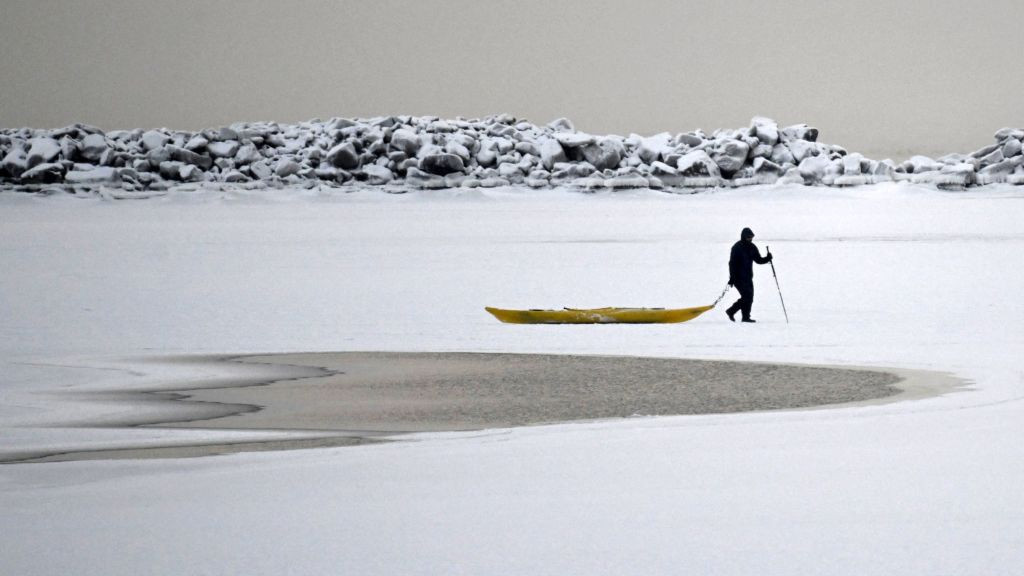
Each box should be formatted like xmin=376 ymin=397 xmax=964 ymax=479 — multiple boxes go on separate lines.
xmin=1 ymin=183 xmax=1023 ymax=575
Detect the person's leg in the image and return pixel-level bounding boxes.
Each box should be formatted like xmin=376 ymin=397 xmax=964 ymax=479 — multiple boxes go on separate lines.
xmin=739 ymin=283 xmax=754 ymax=321
xmin=725 ymin=287 xmax=743 ymax=320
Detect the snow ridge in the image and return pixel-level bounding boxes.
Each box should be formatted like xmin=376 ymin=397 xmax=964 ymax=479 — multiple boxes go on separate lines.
xmin=2 ymin=115 xmax=1022 ymax=194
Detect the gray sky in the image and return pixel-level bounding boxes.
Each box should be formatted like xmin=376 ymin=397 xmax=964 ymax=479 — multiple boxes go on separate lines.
xmin=2 ymin=0 xmax=1021 ymax=159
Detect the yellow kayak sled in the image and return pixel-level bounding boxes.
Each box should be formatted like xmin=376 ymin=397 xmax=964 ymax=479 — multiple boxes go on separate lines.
xmin=485 ymin=304 xmax=714 ymax=324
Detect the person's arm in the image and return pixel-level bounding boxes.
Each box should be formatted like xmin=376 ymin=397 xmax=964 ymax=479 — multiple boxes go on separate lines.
xmin=752 ymin=244 xmax=773 ymax=264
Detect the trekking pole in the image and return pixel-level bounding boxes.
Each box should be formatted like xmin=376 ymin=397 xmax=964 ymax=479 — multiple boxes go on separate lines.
xmin=766 ymin=246 xmax=789 ymax=324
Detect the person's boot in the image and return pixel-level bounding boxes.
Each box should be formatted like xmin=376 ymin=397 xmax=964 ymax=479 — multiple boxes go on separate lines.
xmin=726 ymin=307 xmax=737 ymax=322
xmin=741 ymin=317 xmax=756 ymax=323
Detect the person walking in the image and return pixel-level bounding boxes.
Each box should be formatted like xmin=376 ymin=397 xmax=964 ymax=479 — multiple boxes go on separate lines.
xmin=726 ymin=227 xmax=772 ymax=323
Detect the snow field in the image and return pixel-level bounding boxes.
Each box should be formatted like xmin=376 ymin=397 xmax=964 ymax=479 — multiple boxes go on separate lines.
xmin=1 ymin=183 xmax=1023 ymax=574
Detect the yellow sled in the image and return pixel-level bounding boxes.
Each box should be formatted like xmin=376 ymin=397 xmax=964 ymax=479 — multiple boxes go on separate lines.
xmin=485 ymin=304 xmax=714 ymax=324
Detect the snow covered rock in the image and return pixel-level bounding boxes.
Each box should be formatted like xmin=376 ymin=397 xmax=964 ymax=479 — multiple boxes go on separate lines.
xmin=547 ymin=117 xmax=575 ymax=132
xmin=20 ymin=162 xmax=65 ymax=183
xmin=405 ymin=167 xmax=446 ymax=189
xmin=752 ymin=118 xmax=779 ymax=146
xmin=676 ymin=133 xmax=704 ymax=147
xmin=234 ymin=143 xmax=262 ymax=165
xmin=1001 ymin=138 xmax=1022 ymax=159
xmin=675 ymin=150 xmax=721 ymax=178
xmin=787 ymin=140 xmax=819 ymax=163
xmin=1 ymin=115 xmax=1021 ymax=192
xmin=554 ymin=132 xmax=595 ymax=148
xmin=419 ymin=153 xmax=465 ymax=175
xmin=904 ymin=155 xmax=943 ymax=174
xmin=994 ymin=127 xmax=1024 ymax=142
xmin=798 ymin=155 xmax=831 ymax=184
xmin=26 ymin=137 xmax=61 ymax=169
xmin=770 ymin=143 xmax=795 ymax=165
xmin=539 ymin=139 xmax=567 ymax=170
xmin=1 ymin=146 xmax=29 ymax=178
xmin=637 ymin=133 xmax=673 ymax=165
xmin=207 ymin=141 xmax=240 ymax=158
xmin=752 ymin=157 xmax=784 ymax=176
xmin=184 ymin=135 xmax=208 ymax=152
xmin=711 ymin=140 xmax=750 ymax=175
xmin=650 ymin=161 xmax=677 ymax=176
xmin=327 ymin=142 xmax=360 ymax=170
xmin=223 ymin=170 xmax=248 ymax=183
xmin=65 ymin=166 xmax=120 ymax=184
xmin=168 ymin=146 xmax=213 ymax=170
xmin=781 ymin=124 xmax=818 ymax=142
xmin=275 ymin=159 xmax=301 ymax=178
xmin=389 ymin=129 xmax=421 ymax=157
xmin=363 ymin=164 xmax=394 ymax=185
xmin=141 ymin=130 xmax=170 ymax=151
xmin=80 ymin=134 xmax=108 ymax=162
xmin=581 ymin=139 xmax=624 ymax=171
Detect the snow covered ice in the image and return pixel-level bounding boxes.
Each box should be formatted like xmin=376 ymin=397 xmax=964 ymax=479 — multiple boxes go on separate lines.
xmin=1 ymin=182 xmax=1023 ymax=575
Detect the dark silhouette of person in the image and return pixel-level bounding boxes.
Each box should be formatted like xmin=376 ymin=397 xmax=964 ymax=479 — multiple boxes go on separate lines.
xmin=726 ymin=227 xmax=772 ymax=323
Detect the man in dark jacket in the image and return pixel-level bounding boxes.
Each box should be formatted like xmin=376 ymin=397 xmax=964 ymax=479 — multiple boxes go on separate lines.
xmin=726 ymin=227 xmax=772 ymax=323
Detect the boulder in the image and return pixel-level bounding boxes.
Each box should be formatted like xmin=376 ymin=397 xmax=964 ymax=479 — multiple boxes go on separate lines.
xmin=787 ymin=140 xmax=818 ymax=163
xmin=582 ymin=138 xmax=624 ymax=171
xmin=223 ymin=170 xmax=248 ymax=183
xmin=60 ymin=136 xmax=80 ymax=162
xmin=710 ymin=140 xmax=750 ymax=174
xmin=185 ymin=135 xmax=209 ymax=151
xmin=752 ymin=118 xmax=779 ymax=145
xmin=781 ymin=124 xmax=818 ymax=142
xmin=904 ymin=155 xmax=943 ymax=174
xmin=675 ymin=150 xmax=721 ymax=178
xmin=179 ymin=164 xmax=204 ymax=182
xmin=363 ymin=164 xmax=394 ymax=185
xmin=554 ymin=132 xmax=595 ymax=148
xmin=2 ymin=147 xmax=29 ymax=178
xmin=390 ymin=129 xmax=421 ymax=156
xmin=650 ymin=161 xmax=677 ymax=176
xmin=444 ymin=141 xmax=472 ymax=161
xmin=275 ymin=159 xmax=301 ymax=178
xmin=752 ymin=157 xmax=784 ymax=176
xmin=971 ymin=143 xmax=999 ymax=159
xmin=158 ymin=161 xmax=186 ymax=180
xmin=547 ymin=117 xmax=575 ymax=132
xmin=141 ymin=130 xmax=170 ymax=151
xmin=326 ymin=142 xmax=360 ymax=169
xmin=419 ymin=153 xmax=466 ymax=175
xmin=208 ymin=140 xmax=240 ymax=158
xmin=217 ymin=126 xmax=240 ymax=141
xmin=751 ymin=144 xmax=773 ymax=159
xmin=842 ymin=153 xmax=863 ymax=176
xmin=26 ymin=137 xmax=61 ymax=168
xmin=168 ymin=146 xmax=214 ymax=170
xmin=80 ymin=134 xmax=108 ymax=162
xmin=65 ymin=166 xmax=120 ymax=184
xmin=637 ymin=133 xmax=673 ymax=165
xmin=797 ymin=155 xmax=830 ymax=184
xmin=234 ymin=143 xmax=263 ymax=165
xmin=476 ymin=148 xmax=498 ymax=167
xmin=994 ymin=127 xmax=1024 ymax=142
xmin=770 ymin=143 xmax=795 ymax=165
xmin=249 ymin=160 xmax=274 ymax=180
xmin=676 ymin=132 xmax=705 ymax=147
xmin=515 ymin=141 xmax=540 ymax=157
xmin=405 ymin=167 xmax=446 ymax=189
xmin=20 ymin=162 xmax=65 ymax=183
xmin=1002 ymin=138 xmax=1022 ymax=158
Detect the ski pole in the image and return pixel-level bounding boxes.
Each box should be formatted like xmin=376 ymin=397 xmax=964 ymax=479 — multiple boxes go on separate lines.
xmin=766 ymin=246 xmax=789 ymax=324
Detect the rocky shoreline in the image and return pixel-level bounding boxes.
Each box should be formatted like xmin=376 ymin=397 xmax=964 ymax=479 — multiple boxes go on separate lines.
xmin=2 ymin=114 xmax=1022 ymax=195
